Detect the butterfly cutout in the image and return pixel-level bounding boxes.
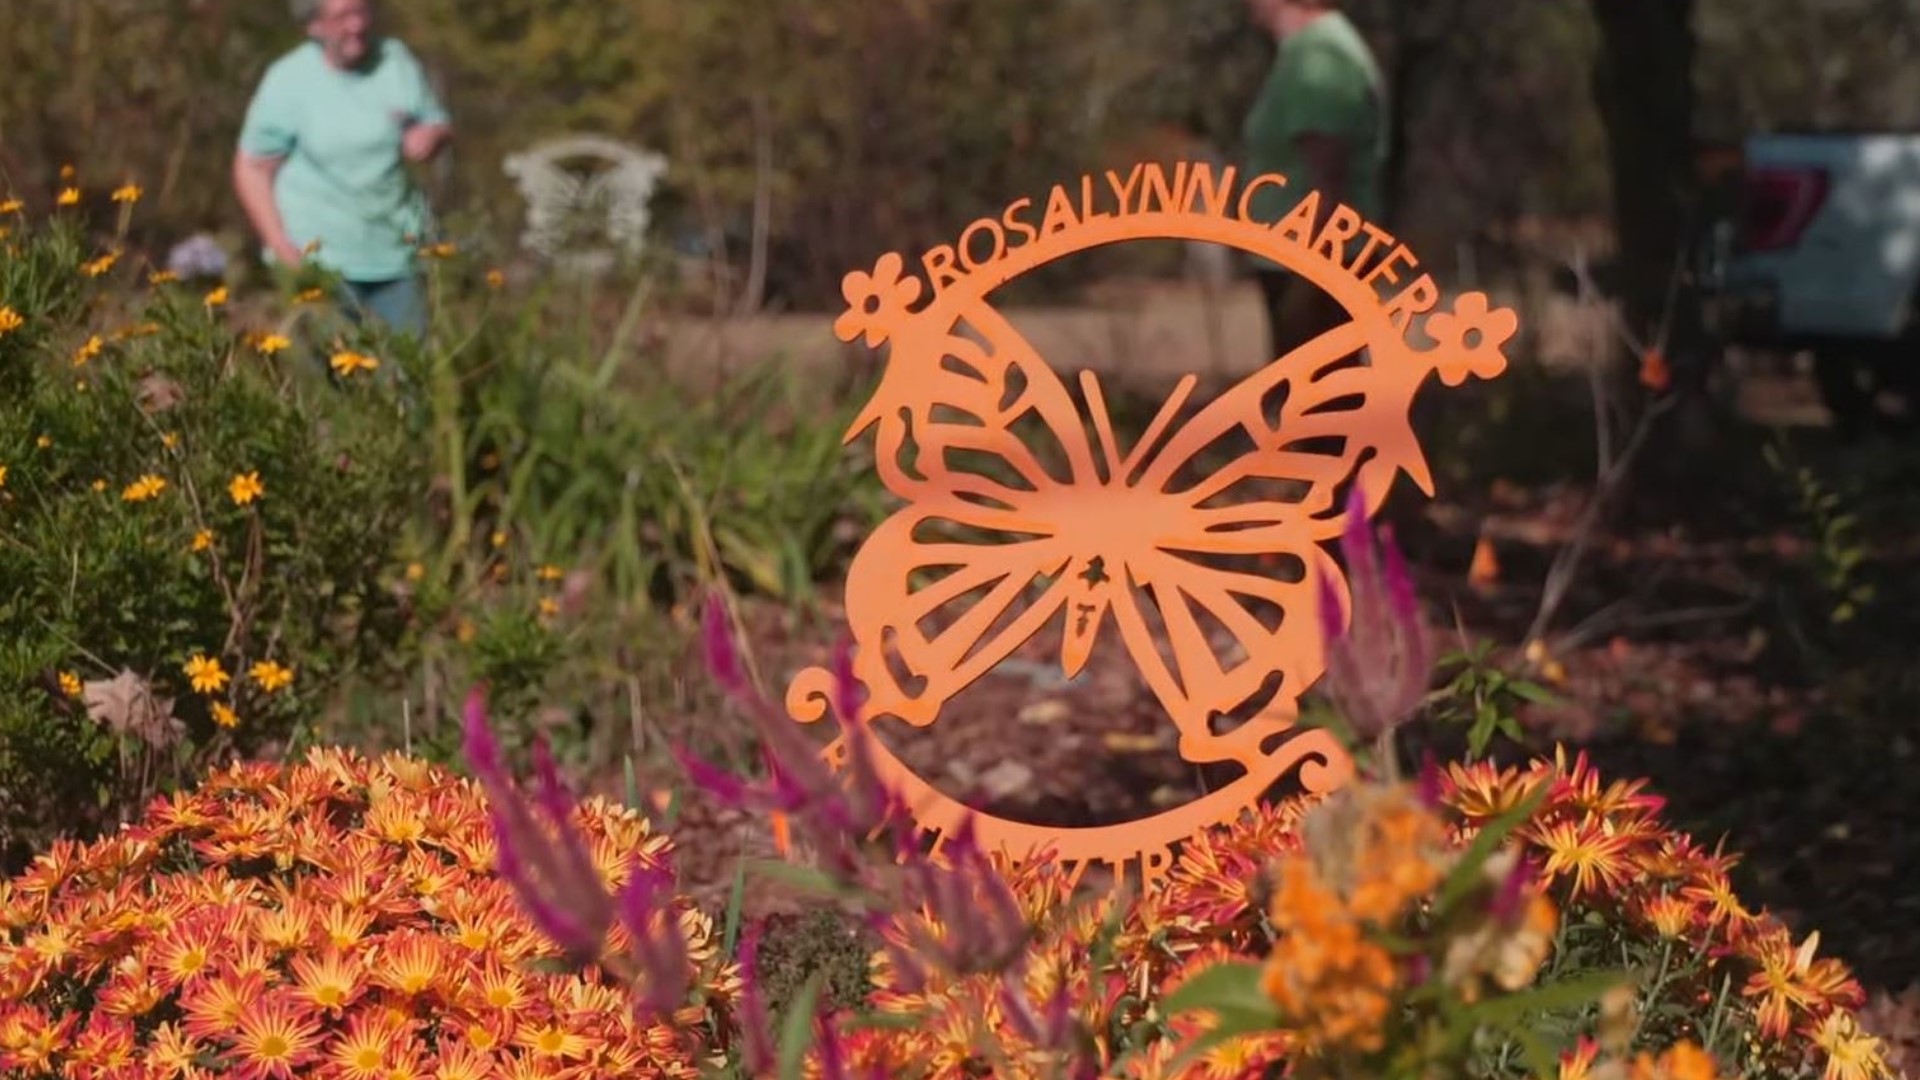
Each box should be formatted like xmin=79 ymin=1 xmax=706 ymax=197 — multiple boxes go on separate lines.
xmin=793 ymin=251 xmax=1514 ymax=779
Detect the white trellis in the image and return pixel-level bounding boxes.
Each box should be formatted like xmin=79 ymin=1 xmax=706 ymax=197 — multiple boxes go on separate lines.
xmin=503 ymin=134 xmax=669 ymax=278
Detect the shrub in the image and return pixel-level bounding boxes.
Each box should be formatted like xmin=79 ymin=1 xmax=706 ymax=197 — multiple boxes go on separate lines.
xmin=0 ymin=206 xmax=423 ymax=866
xmin=0 ymin=746 xmax=738 ymax=1079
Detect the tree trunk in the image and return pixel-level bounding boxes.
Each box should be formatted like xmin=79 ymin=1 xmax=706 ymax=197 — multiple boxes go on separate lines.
xmin=1587 ymin=0 xmax=1721 ymax=496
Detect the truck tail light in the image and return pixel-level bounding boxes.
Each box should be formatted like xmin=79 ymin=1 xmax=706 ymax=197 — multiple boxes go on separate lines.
xmin=1739 ymin=166 xmax=1830 ymax=253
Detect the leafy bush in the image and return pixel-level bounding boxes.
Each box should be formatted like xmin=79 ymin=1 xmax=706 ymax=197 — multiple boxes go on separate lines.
xmin=0 ymin=747 xmax=737 ymax=1079
xmin=0 ymin=207 xmax=422 ymax=866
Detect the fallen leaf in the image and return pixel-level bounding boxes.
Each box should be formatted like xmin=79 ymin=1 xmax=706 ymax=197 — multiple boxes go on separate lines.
xmin=1468 ymin=536 xmax=1501 ymax=589
xmin=83 ymin=669 xmax=184 ymax=749
xmin=135 ymin=373 xmax=185 ymax=414
xmin=1018 ymin=699 xmax=1071 ymax=726
xmin=1101 ymin=732 xmax=1163 ymax=754
xmin=1639 ymin=348 xmax=1673 ymax=392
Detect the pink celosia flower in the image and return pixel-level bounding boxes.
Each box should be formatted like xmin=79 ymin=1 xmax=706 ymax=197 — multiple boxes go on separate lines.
xmin=462 ymin=687 xmax=692 ymax=1017
xmin=1317 ymin=482 xmax=1434 ymax=750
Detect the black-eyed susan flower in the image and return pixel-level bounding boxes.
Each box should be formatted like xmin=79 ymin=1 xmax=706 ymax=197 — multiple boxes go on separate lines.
xmin=0 ymin=464 xmax=8 ymax=490
xmin=203 ymin=286 xmax=228 ymax=309
xmin=121 ymin=475 xmax=167 ymax=502
xmin=191 ymin=530 xmax=214 ymax=553
xmin=57 ymin=671 xmax=82 ymax=699
xmin=229 ymin=471 xmax=264 ymax=507
xmin=182 ymin=654 xmax=229 ymax=694
xmin=71 ymin=335 xmax=103 ymax=365
xmin=57 ymin=187 xmax=80 ymax=207
xmin=81 ymin=252 xmax=119 ymax=277
xmin=252 ymin=333 xmax=291 ymax=356
xmin=111 ymin=183 xmax=142 ymax=204
xmin=0 ymin=198 xmax=22 ymax=214
xmin=249 ymin=660 xmax=293 ymax=694
xmin=0 ymin=306 xmax=22 ymax=336
xmin=329 ymin=351 xmax=379 ymax=377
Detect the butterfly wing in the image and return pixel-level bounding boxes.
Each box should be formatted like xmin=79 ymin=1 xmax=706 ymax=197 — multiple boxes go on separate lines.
xmin=822 ymin=306 xmax=1110 ymax=728
xmin=1092 ymin=315 xmax=1438 ymax=769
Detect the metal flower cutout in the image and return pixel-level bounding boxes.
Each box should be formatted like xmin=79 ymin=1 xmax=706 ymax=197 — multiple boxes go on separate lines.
xmin=1425 ymin=292 xmax=1517 ymax=387
xmin=834 ymin=253 xmax=924 ymax=348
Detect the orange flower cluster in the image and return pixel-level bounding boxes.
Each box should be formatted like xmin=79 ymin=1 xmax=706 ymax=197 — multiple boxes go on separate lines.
xmin=0 ymin=748 xmax=738 ymax=1080
xmin=1443 ymin=749 xmax=1888 ymax=1078
xmin=833 ymin=750 xmax=1892 ymax=1080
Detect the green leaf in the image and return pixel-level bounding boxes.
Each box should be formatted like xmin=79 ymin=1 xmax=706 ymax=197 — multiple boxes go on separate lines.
xmin=1468 ymin=970 xmax=1630 ymax=1030
xmin=1432 ymin=779 xmax=1552 ymax=921
xmin=1161 ymin=960 xmax=1278 ymax=1024
xmin=744 ymin=858 xmax=861 ymax=900
xmin=721 ymin=863 xmax=748 ymax=957
xmin=778 ymin=972 xmax=827 ymax=1080
xmin=1508 ymin=680 xmax=1559 ymax=706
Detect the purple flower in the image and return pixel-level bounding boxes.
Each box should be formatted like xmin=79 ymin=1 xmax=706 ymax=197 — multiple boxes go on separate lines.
xmin=735 ymin=922 xmax=778 ymax=1074
xmin=463 ymin=685 xmax=692 ymax=1016
xmin=462 ymin=687 xmax=613 ymax=961
xmin=1317 ymin=482 xmax=1434 ymax=745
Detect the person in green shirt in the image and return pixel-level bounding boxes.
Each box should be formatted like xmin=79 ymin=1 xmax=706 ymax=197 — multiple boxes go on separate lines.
xmin=1241 ymin=0 xmax=1388 ymax=360
xmin=232 ymin=0 xmax=452 ymax=342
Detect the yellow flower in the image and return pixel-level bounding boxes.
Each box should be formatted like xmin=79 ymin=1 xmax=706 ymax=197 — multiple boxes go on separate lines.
xmin=149 ymin=270 xmax=179 ymax=286
xmin=228 ymin=471 xmax=264 ymax=506
xmin=161 ymin=432 xmax=180 ymax=450
xmin=0 ymin=198 xmax=22 ymax=214
xmin=59 ymin=164 xmax=76 ymax=181
xmin=71 ymin=335 xmax=103 ymax=365
xmin=537 ymin=597 xmax=560 ymax=619
xmin=183 ymin=654 xmax=230 ymax=694
xmin=58 ymin=671 xmax=82 ymax=699
xmin=295 ymin=288 xmax=325 ymax=305
xmin=35 ymin=435 xmax=51 ymax=450
xmin=211 ymin=702 xmax=239 ymax=729
xmin=57 ymin=187 xmax=80 ymax=207
xmin=489 ymin=530 xmax=507 ymax=549
xmin=82 ymin=252 xmax=120 ymax=277
xmin=203 ymin=286 xmax=228 ymax=309
xmin=75 ymin=379 xmax=89 ymax=393
xmin=456 ymin=619 xmax=476 ymax=644
xmin=112 ymin=183 xmax=142 ymax=204
xmin=537 ymin=564 xmax=565 ymax=582
xmin=249 ymin=660 xmax=294 ymax=694
xmin=121 ymin=474 xmax=167 ymax=502
xmin=0 ymin=464 xmax=7 ymax=489
xmin=0 ymin=306 xmax=22 ymax=335
xmin=253 ymin=333 xmax=291 ymax=355
xmin=404 ymin=562 xmax=425 ymax=582
xmin=330 ymin=351 xmax=380 ymax=377
xmin=485 ymin=269 xmax=505 ymax=290
xmin=91 ymin=478 xmax=107 ymax=493
xmin=421 ymin=242 xmax=457 ymax=259
xmin=191 ymin=529 xmax=214 ymax=553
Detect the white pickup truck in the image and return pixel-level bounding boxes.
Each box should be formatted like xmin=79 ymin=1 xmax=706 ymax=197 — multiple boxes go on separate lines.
xmin=1706 ymin=131 xmax=1920 ymax=437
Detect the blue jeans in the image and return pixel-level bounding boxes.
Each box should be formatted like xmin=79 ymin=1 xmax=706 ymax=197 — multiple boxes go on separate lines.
xmin=338 ymin=275 xmax=427 ymax=340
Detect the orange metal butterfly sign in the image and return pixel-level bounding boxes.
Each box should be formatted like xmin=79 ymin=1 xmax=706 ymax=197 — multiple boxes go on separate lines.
xmin=785 ymin=162 xmax=1516 ymax=890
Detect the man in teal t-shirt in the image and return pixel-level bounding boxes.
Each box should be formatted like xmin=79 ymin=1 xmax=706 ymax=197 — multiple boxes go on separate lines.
xmin=1241 ymin=0 xmax=1387 ymax=360
xmin=233 ymin=0 xmax=452 ymax=342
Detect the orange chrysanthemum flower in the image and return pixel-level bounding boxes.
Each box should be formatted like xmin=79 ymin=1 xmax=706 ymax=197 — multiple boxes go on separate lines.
xmin=1530 ymin=815 xmax=1638 ymax=901
xmin=228 ymin=989 xmax=324 ymax=1080
xmin=323 ymin=1010 xmax=417 ymax=1080
xmin=1744 ymin=927 xmax=1865 ymax=1041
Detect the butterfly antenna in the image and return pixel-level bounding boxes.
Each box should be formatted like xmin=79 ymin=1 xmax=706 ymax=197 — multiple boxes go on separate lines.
xmin=1119 ymin=374 xmax=1198 ymax=486
xmin=1078 ymin=371 xmax=1125 ymax=484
